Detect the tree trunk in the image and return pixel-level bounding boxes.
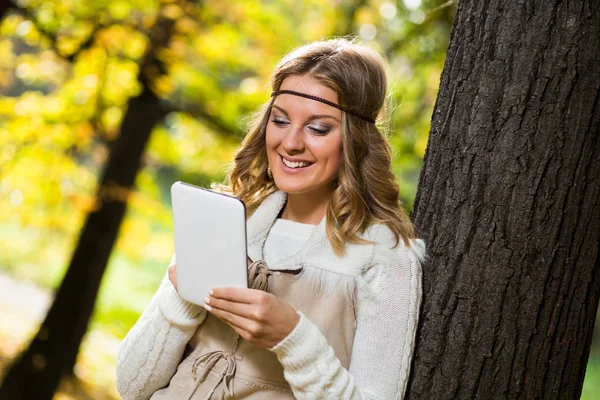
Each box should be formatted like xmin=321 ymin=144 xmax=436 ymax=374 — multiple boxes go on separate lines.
xmin=0 ymin=2 xmax=11 ymax=22
xmin=0 ymin=86 xmax=166 ymax=400
xmin=408 ymin=0 xmax=600 ymax=399
xmin=0 ymin=5 xmax=178 ymax=398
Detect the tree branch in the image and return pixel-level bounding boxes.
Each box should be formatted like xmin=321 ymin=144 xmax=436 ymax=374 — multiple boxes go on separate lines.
xmin=164 ymin=101 xmax=242 ymax=139
xmin=9 ymin=1 xmax=109 ymax=62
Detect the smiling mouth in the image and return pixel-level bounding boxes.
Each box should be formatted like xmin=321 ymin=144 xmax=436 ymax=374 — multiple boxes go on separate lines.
xmin=281 ymin=156 xmax=313 ymax=169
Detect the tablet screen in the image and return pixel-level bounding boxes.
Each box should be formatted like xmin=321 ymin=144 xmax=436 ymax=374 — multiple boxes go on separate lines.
xmin=171 ymin=182 xmax=248 ymax=305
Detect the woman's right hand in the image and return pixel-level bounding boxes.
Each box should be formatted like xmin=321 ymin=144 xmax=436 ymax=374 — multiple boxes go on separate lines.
xmin=168 ymin=263 xmax=178 ymax=291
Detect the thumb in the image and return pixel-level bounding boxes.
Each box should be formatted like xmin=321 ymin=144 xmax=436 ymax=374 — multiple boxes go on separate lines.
xmin=168 ymin=263 xmax=178 ymax=291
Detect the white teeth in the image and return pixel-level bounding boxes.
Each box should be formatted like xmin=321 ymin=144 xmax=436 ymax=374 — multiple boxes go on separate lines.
xmin=282 ymin=157 xmax=311 ymax=169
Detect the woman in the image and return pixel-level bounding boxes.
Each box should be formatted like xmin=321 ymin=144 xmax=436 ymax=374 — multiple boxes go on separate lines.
xmin=116 ymin=38 xmax=425 ymax=399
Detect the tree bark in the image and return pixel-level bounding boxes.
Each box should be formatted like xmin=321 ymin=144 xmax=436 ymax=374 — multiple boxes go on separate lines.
xmin=0 ymin=2 xmax=11 ymax=22
xmin=408 ymin=0 xmax=600 ymax=399
xmin=0 ymin=5 xmax=177 ymax=399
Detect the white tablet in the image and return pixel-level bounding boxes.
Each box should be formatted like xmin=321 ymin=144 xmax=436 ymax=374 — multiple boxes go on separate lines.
xmin=171 ymin=181 xmax=248 ymax=306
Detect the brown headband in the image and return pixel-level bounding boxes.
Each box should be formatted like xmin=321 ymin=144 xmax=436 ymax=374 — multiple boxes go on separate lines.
xmin=270 ymin=90 xmax=376 ymax=123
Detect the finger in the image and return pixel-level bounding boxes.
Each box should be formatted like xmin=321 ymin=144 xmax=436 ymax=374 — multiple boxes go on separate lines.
xmin=225 ymin=321 xmax=251 ymax=339
xmin=206 ymin=305 xmax=257 ymax=333
xmin=210 ymin=287 xmax=265 ymax=303
xmin=214 ymin=316 xmax=254 ymax=343
xmin=205 ymin=296 xmax=256 ymax=319
xmin=168 ymin=264 xmax=178 ymax=291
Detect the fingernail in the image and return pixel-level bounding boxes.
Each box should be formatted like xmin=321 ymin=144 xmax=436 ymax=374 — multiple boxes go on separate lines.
xmin=203 ymin=303 xmax=212 ymax=312
xmin=208 ymin=289 xmax=214 ymax=295
xmin=204 ymin=297 xmax=210 ymax=304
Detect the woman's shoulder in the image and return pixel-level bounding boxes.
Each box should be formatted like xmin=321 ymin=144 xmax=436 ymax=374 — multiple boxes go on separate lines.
xmin=362 ymin=223 xmax=426 ymax=266
xmin=299 ymin=223 xmax=425 ymax=276
xmin=353 ymin=225 xmax=424 ymax=317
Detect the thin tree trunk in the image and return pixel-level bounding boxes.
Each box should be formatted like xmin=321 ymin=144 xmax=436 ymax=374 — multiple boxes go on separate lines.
xmin=0 ymin=85 xmax=166 ymax=400
xmin=408 ymin=0 xmax=600 ymax=398
xmin=0 ymin=3 xmax=10 ymax=22
xmin=0 ymin=4 xmax=178 ymax=398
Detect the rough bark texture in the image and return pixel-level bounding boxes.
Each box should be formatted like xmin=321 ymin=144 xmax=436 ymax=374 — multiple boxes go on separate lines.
xmin=0 ymin=5 xmax=176 ymax=399
xmin=408 ymin=0 xmax=600 ymax=399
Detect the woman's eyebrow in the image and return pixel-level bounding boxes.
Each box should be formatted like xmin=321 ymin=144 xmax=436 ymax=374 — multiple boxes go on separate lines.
xmin=272 ymin=104 xmax=340 ymax=123
xmin=272 ymin=104 xmax=289 ymax=117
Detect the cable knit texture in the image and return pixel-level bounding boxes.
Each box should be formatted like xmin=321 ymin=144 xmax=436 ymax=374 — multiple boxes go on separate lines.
xmin=116 ymin=191 xmax=424 ymax=399
xmin=266 ymin=243 xmax=422 ymax=399
xmin=263 ymin=218 xmax=423 ymax=398
xmin=116 ymin=256 xmax=208 ymax=400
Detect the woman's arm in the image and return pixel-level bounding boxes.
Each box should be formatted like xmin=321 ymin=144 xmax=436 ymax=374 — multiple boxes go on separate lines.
xmin=269 ymin=243 xmax=423 ymax=399
xmin=116 ymin=259 xmax=207 ymax=400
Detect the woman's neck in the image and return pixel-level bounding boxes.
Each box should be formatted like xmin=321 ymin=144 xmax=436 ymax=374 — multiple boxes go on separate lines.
xmin=281 ymin=188 xmax=332 ymax=225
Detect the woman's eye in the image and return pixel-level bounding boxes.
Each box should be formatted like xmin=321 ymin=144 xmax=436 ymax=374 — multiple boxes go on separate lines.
xmin=309 ymin=126 xmax=331 ymax=135
xmin=271 ymin=119 xmax=289 ymax=127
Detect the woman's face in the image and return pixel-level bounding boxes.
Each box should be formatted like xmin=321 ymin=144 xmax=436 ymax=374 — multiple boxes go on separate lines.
xmin=265 ymin=75 xmax=344 ymax=198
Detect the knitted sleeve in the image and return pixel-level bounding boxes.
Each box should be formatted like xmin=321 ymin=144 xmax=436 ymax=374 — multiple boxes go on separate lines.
xmin=116 ymin=258 xmax=207 ymax=400
xmin=269 ymin=241 xmax=424 ymax=399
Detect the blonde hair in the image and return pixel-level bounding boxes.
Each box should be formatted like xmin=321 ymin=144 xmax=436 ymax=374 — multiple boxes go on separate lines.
xmin=225 ymin=38 xmax=416 ymax=255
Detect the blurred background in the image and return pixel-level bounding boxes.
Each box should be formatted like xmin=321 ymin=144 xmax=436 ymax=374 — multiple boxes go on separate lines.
xmin=0 ymin=0 xmax=598 ymax=398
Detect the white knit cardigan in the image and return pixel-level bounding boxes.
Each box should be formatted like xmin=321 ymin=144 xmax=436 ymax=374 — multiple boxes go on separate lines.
xmin=116 ymin=190 xmax=425 ymax=399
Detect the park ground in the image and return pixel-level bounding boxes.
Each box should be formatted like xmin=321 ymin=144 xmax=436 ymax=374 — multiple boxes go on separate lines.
xmin=0 ymin=271 xmax=119 ymax=399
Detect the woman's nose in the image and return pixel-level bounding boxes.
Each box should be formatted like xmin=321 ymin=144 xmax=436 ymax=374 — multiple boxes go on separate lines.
xmin=282 ymin=125 xmax=305 ymax=152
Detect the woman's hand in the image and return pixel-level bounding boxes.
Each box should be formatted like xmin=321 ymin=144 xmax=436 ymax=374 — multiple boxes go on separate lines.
xmin=204 ymin=287 xmax=300 ymax=349
xmin=168 ymin=263 xmax=178 ymax=291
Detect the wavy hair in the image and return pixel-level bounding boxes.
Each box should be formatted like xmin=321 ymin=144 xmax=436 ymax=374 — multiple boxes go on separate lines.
xmin=224 ymin=38 xmax=416 ymax=255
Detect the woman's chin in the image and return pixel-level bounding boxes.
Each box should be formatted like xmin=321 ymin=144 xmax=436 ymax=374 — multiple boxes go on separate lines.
xmin=273 ymin=178 xmax=310 ymax=193
xmin=273 ymin=179 xmax=334 ymax=198
xmin=273 ymin=182 xmax=308 ymax=194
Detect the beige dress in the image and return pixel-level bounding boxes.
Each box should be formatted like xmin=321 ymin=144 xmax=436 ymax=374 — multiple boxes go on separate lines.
xmin=151 ymin=257 xmax=356 ymax=399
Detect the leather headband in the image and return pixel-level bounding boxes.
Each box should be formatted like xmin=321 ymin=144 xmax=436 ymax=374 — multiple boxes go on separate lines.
xmin=270 ymin=90 xmax=376 ymax=123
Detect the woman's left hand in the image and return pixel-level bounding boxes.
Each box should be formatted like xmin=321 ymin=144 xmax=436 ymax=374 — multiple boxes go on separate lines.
xmin=204 ymin=288 xmax=300 ymax=349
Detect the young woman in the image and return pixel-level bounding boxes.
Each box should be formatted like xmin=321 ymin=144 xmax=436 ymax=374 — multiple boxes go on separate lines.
xmin=116 ymin=38 xmax=425 ymax=399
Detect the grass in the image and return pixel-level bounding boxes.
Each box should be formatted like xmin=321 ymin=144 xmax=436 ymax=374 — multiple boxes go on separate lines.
xmin=92 ymin=251 xmax=167 ymax=338
xmin=582 ymin=356 xmax=600 ymax=400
